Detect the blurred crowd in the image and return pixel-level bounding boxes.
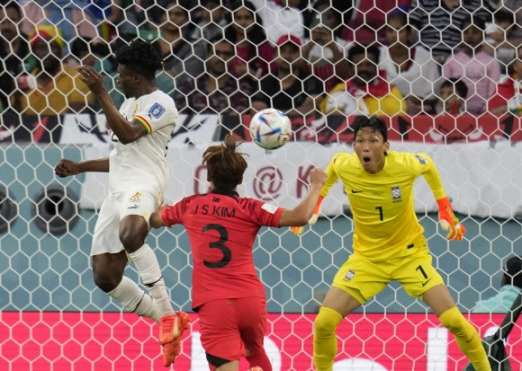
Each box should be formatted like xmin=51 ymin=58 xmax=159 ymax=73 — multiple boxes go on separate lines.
xmin=1 ymin=0 xmax=521 ymax=119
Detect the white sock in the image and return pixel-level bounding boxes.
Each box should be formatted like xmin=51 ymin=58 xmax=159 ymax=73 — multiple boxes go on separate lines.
xmin=128 ymin=244 xmax=175 ymax=317
xmin=108 ymin=276 xmax=159 ymax=321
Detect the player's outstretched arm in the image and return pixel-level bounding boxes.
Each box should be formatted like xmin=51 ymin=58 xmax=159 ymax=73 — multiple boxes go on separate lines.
xmin=55 ymin=158 xmax=110 ymax=178
xmin=290 ymin=155 xmax=341 ymax=235
xmin=77 ymin=65 xmax=147 ymax=144
xmin=421 ymin=154 xmax=466 ymax=241
xmin=149 ymin=207 xmax=168 ymax=229
xmin=279 ymin=167 xmax=326 ymax=227
xmin=289 ymin=195 xmax=324 ymax=235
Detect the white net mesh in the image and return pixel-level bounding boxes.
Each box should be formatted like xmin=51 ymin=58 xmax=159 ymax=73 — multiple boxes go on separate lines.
xmin=1 ymin=0 xmax=522 ymax=370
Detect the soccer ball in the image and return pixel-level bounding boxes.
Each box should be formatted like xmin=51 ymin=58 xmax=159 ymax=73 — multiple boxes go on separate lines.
xmin=249 ymin=108 xmax=292 ymax=150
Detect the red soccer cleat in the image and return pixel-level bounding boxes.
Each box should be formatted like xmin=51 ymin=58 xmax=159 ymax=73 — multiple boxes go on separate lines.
xmin=160 ymin=311 xmax=191 ymax=367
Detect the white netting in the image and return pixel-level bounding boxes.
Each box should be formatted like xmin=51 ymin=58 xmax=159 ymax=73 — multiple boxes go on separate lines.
xmin=1 ymin=0 xmax=522 ymax=370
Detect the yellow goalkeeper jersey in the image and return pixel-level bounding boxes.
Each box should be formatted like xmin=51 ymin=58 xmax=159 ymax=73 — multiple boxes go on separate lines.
xmin=322 ymin=150 xmax=446 ymax=261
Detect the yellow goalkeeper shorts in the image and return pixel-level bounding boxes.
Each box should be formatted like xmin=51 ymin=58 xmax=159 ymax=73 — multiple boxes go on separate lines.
xmin=331 ymin=244 xmax=445 ymax=304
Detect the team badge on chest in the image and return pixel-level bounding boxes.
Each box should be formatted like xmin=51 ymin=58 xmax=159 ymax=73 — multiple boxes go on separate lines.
xmin=391 ymin=186 xmax=402 ymax=202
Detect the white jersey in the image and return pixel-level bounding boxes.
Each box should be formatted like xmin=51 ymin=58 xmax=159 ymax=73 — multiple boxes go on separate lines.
xmin=108 ymin=89 xmax=178 ymax=193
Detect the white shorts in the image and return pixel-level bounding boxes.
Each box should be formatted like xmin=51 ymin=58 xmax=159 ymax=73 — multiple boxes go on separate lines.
xmin=90 ymin=189 xmax=163 ymax=256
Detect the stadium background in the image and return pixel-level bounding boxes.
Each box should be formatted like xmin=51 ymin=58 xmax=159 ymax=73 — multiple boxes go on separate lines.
xmin=1 ymin=0 xmax=522 ymax=370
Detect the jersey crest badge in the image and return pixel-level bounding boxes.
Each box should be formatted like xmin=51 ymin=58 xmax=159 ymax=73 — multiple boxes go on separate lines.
xmin=129 ymin=192 xmax=142 ymax=203
xmin=391 ymin=186 xmax=402 ymax=202
xmin=344 ymin=270 xmax=355 ymax=281
xmin=149 ymin=103 xmax=165 ymax=118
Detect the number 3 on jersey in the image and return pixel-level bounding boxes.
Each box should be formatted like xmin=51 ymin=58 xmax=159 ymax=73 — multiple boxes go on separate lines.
xmin=202 ymin=224 xmax=232 ymax=268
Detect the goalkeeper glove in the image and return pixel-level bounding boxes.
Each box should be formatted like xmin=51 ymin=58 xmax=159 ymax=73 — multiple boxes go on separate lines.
xmin=290 ymin=195 xmax=324 ymax=235
xmin=437 ymin=197 xmax=466 ymax=241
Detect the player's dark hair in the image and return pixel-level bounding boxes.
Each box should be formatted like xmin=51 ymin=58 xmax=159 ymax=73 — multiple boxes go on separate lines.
xmin=441 ymin=78 xmax=468 ymax=99
xmin=503 ymin=255 xmax=522 ymax=288
xmin=115 ymin=39 xmax=163 ymax=80
xmin=352 ymin=115 xmax=388 ymax=143
xmin=203 ymin=134 xmax=248 ymax=192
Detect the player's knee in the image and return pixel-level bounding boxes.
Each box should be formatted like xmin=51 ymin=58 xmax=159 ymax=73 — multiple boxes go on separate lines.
xmin=314 ymin=307 xmax=343 ymax=338
xmin=119 ymin=217 xmax=148 ymax=251
xmin=438 ymin=306 xmax=469 ymax=336
xmin=93 ymin=270 xmax=120 ymax=292
xmin=119 ymin=227 xmax=147 ymax=251
xmin=92 ymin=256 xmax=126 ymax=292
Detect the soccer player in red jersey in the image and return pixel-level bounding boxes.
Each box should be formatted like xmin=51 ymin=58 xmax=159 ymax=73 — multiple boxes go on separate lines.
xmin=150 ymin=134 xmax=326 ymax=371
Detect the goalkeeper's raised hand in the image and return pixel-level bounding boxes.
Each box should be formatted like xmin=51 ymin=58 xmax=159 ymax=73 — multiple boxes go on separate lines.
xmin=437 ymin=197 xmax=466 ymax=241
xmin=291 ymin=195 xmax=324 ymax=235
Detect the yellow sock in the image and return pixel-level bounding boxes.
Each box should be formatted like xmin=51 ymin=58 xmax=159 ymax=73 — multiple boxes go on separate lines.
xmin=313 ymin=306 xmax=343 ymax=371
xmin=438 ymin=307 xmax=491 ymax=371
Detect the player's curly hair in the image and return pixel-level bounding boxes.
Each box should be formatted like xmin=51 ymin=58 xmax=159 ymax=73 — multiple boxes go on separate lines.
xmin=115 ymin=39 xmax=163 ymax=80
xmin=203 ymin=134 xmax=248 ymax=192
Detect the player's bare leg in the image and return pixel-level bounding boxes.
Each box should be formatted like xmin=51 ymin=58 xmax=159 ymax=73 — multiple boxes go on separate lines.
xmin=215 ymin=360 xmax=239 ymax=370
xmin=93 ymin=251 xmax=158 ymax=318
xmin=120 ymin=214 xmax=175 ymax=319
xmin=423 ymin=285 xmax=491 ymax=371
xmin=120 ymin=214 xmax=191 ymax=365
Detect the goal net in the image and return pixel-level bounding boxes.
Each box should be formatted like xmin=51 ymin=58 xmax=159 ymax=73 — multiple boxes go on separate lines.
xmin=1 ymin=0 xmax=521 ymax=370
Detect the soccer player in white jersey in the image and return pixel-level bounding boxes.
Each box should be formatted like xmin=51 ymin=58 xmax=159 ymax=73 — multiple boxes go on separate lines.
xmin=55 ymin=39 xmax=188 ymax=367
xmin=294 ymin=116 xmax=491 ymax=371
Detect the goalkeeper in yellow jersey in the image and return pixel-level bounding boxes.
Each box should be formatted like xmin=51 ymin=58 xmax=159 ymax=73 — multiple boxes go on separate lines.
xmin=304 ymin=116 xmax=491 ymax=371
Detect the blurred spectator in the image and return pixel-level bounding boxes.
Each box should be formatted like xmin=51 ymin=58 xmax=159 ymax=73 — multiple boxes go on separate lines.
xmin=340 ymin=0 xmax=412 ymax=45
xmin=152 ymin=0 xmax=205 ymax=81
xmin=249 ymin=0 xmax=305 ymax=46
xmin=442 ymin=15 xmax=501 ymax=114
xmin=409 ymin=0 xmax=496 ymax=66
xmin=438 ymin=78 xmax=468 ymax=115
xmin=252 ymin=35 xmax=322 ymax=117
xmin=0 ymin=1 xmax=30 ymax=112
xmin=302 ymin=0 xmax=350 ymax=93
xmin=66 ymin=36 xmax=127 ymax=110
xmin=67 ymin=37 xmax=114 ymax=69
xmin=483 ymin=8 xmax=521 ymax=73
xmin=87 ymin=0 xmax=159 ymax=41
xmin=502 ymin=0 xmax=522 ymax=43
xmin=12 ymin=25 xmax=93 ymax=115
xmin=488 ymin=44 xmax=522 ymax=115
xmin=472 ymin=255 xmax=522 ymax=313
xmin=379 ymin=9 xmax=440 ymax=115
xmin=224 ymin=0 xmax=274 ymax=80
xmin=20 ymin=0 xmax=98 ymax=47
xmin=320 ymin=43 xmax=406 ymax=117
xmin=190 ymin=0 xmax=229 ymax=41
xmin=175 ymin=38 xmax=254 ymax=116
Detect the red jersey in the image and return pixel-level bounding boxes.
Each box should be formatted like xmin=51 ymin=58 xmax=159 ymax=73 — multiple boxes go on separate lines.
xmin=161 ymin=190 xmax=284 ymax=310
